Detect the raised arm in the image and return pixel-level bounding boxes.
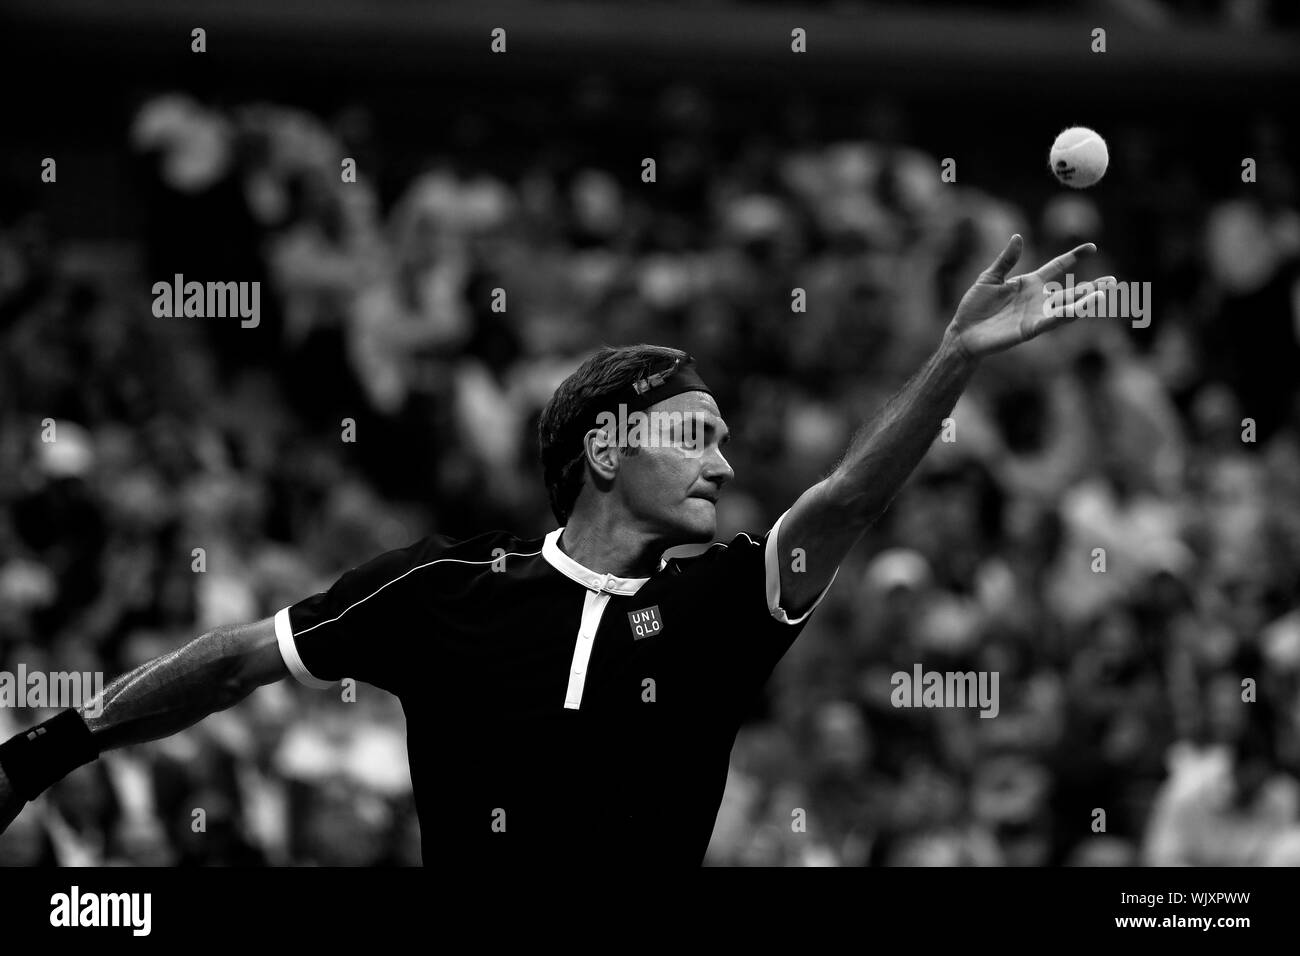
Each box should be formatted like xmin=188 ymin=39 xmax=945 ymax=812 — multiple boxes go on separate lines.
xmin=0 ymin=617 xmax=287 ymax=834
xmin=776 ymin=235 xmax=1114 ymax=616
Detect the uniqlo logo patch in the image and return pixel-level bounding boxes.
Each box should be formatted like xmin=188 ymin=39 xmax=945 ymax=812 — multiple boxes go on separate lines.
xmin=627 ymin=605 xmax=663 ymax=640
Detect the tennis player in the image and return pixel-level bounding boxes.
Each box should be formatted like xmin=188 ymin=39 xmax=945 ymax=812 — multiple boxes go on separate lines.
xmin=0 ymin=236 xmax=1111 ymax=865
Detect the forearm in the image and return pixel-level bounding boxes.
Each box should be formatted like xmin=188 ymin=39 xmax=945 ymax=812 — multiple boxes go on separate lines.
xmin=1 ymin=619 xmax=283 ymax=830
xmin=776 ymin=234 xmax=1097 ymax=616
xmin=824 ymin=330 xmax=977 ymax=525
xmin=774 ymin=330 xmax=978 ymax=615
xmin=81 ymin=625 xmax=264 ymax=752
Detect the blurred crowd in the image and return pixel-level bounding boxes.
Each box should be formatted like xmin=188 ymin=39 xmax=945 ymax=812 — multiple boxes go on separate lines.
xmin=2 ymin=82 xmax=1299 ymax=866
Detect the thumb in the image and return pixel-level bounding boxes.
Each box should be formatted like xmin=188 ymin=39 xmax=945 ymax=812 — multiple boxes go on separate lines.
xmin=979 ymin=234 xmax=1023 ymax=284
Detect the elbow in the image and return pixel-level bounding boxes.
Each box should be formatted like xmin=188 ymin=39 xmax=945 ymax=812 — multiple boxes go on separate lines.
xmin=208 ymin=625 xmax=272 ymax=708
xmin=820 ymin=473 xmax=887 ymax=527
xmin=215 ymin=672 xmax=254 ymax=710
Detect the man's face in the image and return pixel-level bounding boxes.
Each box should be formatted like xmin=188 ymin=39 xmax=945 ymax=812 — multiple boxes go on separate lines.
xmin=609 ymin=391 xmax=734 ymax=545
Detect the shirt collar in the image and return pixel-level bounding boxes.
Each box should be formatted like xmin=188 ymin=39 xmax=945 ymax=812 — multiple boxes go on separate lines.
xmin=542 ymin=528 xmax=663 ymax=595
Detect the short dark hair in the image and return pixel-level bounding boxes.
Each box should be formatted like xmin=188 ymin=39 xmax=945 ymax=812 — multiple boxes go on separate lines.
xmin=538 ymin=344 xmax=689 ymax=525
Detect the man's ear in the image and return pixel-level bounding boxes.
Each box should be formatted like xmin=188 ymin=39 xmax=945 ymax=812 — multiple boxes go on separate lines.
xmin=584 ymin=427 xmax=620 ymax=481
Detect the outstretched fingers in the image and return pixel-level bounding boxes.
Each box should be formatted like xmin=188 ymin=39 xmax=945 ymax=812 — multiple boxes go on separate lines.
xmin=1034 ymin=242 xmax=1098 ymax=284
xmin=1043 ymin=275 xmax=1117 ymax=314
xmin=980 ymin=234 xmax=1024 ymax=284
xmin=1035 ymin=276 xmax=1117 ymax=334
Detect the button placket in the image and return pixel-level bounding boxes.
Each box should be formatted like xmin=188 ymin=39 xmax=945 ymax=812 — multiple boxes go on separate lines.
xmin=564 ymin=589 xmax=612 ymax=709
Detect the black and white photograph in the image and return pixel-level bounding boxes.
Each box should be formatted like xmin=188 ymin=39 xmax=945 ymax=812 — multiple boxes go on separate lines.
xmin=0 ymin=0 xmax=1297 ymax=938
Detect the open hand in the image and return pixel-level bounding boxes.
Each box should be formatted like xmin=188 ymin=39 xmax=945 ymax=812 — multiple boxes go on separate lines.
xmin=947 ymin=235 xmax=1115 ymax=361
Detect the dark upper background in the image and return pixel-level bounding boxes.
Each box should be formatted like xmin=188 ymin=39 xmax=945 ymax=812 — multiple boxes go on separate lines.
xmin=0 ymin=0 xmax=1298 ymax=866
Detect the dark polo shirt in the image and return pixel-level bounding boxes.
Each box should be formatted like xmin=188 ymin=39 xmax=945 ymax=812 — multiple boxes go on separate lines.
xmin=274 ymin=511 xmax=836 ymax=866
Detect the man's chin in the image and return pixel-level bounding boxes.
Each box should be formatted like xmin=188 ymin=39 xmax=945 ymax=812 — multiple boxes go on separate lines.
xmin=673 ymin=504 xmax=717 ymax=543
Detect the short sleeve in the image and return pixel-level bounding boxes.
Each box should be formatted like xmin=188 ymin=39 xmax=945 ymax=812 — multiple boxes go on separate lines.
xmin=762 ymin=507 xmax=838 ymax=625
xmin=275 ymin=536 xmax=450 ymax=692
xmin=685 ymin=509 xmax=839 ymax=693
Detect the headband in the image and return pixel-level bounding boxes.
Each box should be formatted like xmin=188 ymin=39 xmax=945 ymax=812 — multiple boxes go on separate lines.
xmin=619 ymin=355 xmax=712 ymax=415
xmin=555 ymin=355 xmax=714 ymax=467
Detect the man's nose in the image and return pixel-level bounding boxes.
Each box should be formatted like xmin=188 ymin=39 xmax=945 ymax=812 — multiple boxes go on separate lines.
xmin=703 ymin=449 xmax=734 ymax=487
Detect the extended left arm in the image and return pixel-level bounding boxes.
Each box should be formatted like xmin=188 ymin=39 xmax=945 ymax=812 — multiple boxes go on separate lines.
xmin=776 ymin=234 xmax=1114 ymax=616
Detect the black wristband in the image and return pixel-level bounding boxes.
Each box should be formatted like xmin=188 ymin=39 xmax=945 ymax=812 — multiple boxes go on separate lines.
xmin=0 ymin=709 xmax=100 ymax=802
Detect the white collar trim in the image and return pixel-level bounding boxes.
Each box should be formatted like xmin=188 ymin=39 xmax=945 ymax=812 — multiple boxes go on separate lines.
xmin=543 ymin=528 xmax=662 ymax=595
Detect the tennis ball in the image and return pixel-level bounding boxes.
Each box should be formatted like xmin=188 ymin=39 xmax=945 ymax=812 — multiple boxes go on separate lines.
xmin=1049 ymin=127 xmax=1108 ymax=188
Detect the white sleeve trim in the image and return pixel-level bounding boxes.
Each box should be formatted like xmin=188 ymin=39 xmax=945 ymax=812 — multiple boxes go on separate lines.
xmin=763 ymin=508 xmax=840 ymax=626
xmin=274 ymin=607 xmax=336 ymax=689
